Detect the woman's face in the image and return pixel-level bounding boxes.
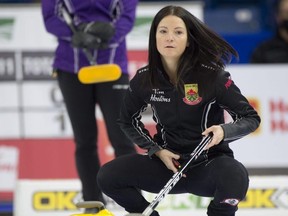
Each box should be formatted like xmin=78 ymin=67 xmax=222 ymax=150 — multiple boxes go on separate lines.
xmin=156 ymin=15 xmax=189 ymax=61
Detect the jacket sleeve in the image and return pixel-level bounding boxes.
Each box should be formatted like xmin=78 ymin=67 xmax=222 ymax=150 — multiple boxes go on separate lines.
xmin=41 ymin=0 xmax=72 ymax=39
xmin=109 ymin=0 xmax=138 ymax=44
xmin=118 ymin=71 xmax=162 ymax=156
xmin=216 ymin=71 xmax=261 ymax=142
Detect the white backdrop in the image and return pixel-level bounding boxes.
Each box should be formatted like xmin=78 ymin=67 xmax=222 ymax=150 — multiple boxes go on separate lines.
xmin=226 ymin=64 xmax=288 ymax=168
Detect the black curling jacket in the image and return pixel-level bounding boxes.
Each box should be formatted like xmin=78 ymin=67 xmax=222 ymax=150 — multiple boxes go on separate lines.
xmin=118 ymin=66 xmax=261 ymax=158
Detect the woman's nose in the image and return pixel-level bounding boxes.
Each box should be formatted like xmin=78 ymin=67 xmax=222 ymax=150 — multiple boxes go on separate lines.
xmin=166 ymin=33 xmax=174 ymax=41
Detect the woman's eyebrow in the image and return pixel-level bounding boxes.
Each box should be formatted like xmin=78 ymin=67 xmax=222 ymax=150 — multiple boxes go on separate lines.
xmin=158 ymin=26 xmax=185 ymax=29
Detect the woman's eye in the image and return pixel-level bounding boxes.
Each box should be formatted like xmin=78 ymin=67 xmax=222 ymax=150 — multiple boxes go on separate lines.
xmin=175 ymin=31 xmax=183 ymax=35
xmin=159 ymin=29 xmax=167 ymax=34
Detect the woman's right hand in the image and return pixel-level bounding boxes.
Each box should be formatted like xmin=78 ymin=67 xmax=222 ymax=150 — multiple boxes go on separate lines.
xmin=155 ymin=149 xmax=181 ymax=173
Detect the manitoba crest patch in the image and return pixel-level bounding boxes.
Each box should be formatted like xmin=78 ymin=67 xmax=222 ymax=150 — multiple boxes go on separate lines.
xmin=183 ymin=84 xmax=202 ymax=105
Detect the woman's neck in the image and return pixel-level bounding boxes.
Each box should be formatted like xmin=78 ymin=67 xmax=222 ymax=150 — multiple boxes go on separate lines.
xmin=161 ymin=57 xmax=178 ymax=85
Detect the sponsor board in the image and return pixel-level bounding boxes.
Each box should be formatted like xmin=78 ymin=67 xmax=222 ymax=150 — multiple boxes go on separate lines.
xmin=0 ymin=146 xmax=19 ymax=191
xmin=14 ymin=177 xmax=288 ymax=216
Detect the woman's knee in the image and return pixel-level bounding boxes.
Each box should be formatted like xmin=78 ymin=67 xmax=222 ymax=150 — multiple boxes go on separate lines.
xmin=209 ymin=160 xmax=248 ymax=216
xmin=226 ymin=161 xmax=249 ymax=196
xmin=97 ymin=161 xmax=116 ymax=193
xmin=214 ymin=158 xmax=249 ymax=200
xmin=97 ymin=155 xmax=133 ymax=193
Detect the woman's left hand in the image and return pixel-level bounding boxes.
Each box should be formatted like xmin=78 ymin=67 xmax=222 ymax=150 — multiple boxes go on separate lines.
xmin=154 ymin=149 xmax=180 ymax=173
xmin=202 ymin=125 xmax=224 ymax=149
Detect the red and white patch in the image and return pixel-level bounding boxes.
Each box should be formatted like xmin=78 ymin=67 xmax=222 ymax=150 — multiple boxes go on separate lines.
xmin=224 ymin=79 xmax=232 ymax=89
xmin=220 ymin=198 xmax=240 ymax=206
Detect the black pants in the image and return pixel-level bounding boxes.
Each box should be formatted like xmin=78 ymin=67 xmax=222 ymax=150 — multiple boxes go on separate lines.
xmin=57 ymin=70 xmax=136 ymax=202
xmin=97 ymin=154 xmax=249 ymax=216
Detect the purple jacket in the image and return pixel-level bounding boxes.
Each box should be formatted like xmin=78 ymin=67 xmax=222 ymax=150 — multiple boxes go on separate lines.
xmin=41 ymin=0 xmax=138 ymax=74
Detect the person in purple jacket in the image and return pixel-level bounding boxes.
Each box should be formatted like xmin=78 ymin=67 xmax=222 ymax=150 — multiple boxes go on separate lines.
xmin=41 ymin=0 xmax=138 ymax=213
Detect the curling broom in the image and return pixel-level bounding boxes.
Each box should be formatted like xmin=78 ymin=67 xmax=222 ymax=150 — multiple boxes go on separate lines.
xmin=61 ymin=7 xmax=121 ymax=84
